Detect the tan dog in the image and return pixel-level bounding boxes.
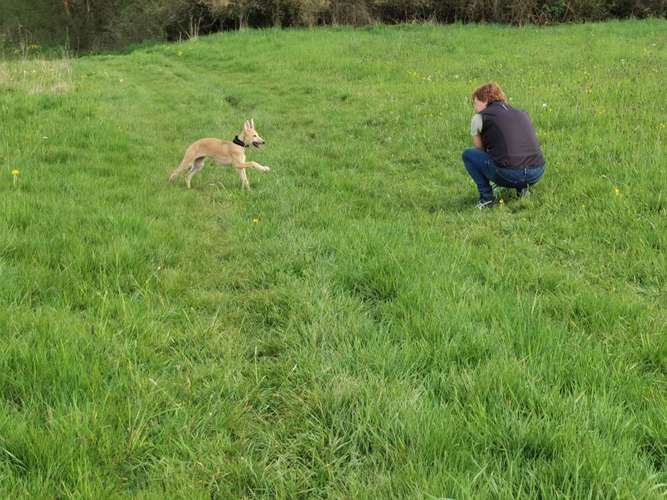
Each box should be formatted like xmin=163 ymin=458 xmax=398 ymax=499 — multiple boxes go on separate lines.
xmin=169 ymin=119 xmax=271 ymax=189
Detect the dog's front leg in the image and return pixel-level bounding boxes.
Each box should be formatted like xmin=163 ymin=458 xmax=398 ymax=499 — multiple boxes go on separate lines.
xmin=236 ymin=160 xmax=270 ymax=173
xmin=250 ymin=161 xmax=271 ymax=173
xmin=236 ymin=168 xmax=251 ymax=190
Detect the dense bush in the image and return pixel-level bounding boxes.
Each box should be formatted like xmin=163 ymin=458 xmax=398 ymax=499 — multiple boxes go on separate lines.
xmin=1 ymin=0 xmax=665 ymax=52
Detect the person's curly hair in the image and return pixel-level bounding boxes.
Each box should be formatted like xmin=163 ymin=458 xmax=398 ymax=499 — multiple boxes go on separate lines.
xmin=472 ymin=82 xmax=507 ymax=104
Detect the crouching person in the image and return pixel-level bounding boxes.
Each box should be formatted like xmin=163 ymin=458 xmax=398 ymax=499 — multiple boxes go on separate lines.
xmin=462 ymin=82 xmax=545 ymax=209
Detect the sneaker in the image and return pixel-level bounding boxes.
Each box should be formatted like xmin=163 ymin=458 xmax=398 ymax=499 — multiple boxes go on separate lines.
xmin=517 ymin=186 xmax=530 ymax=198
xmin=475 ymin=198 xmax=495 ymax=209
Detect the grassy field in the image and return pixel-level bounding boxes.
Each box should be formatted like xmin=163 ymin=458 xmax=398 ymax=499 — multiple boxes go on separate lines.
xmin=1 ymin=19 xmax=666 ymax=498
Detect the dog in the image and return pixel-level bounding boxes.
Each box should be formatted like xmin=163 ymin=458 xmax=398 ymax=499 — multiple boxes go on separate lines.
xmin=169 ymin=119 xmax=271 ymax=190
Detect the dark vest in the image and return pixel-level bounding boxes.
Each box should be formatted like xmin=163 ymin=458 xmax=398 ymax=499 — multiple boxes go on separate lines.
xmin=480 ymin=102 xmax=545 ymax=168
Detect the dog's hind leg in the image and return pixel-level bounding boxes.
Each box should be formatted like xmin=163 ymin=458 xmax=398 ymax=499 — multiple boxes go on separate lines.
xmin=185 ymin=157 xmax=206 ymax=189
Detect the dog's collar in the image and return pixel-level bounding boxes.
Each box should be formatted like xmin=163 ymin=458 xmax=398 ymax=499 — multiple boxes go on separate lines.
xmin=233 ymin=136 xmax=249 ymax=148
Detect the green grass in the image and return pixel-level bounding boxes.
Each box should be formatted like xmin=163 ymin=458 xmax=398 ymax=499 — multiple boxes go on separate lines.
xmin=1 ymin=19 xmax=666 ymax=498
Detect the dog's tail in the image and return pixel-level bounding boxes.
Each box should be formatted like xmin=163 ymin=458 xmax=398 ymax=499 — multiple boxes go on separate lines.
xmin=169 ymin=154 xmax=194 ymax=182
xmin=168 ymin=166 xmax=184 ymax=182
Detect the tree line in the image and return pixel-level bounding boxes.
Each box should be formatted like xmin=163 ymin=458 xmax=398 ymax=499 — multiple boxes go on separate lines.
xmin=1 ymin=0 xmax=664 ymax=52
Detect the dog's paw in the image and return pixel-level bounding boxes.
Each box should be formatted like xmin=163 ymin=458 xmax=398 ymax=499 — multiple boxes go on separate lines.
xmin=260 ymin=165 xmax=271 ymax=172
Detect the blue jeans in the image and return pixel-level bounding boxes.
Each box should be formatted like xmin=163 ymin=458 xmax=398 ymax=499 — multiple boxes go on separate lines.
xmin=462 ymin=148 xmax=544 ymax=201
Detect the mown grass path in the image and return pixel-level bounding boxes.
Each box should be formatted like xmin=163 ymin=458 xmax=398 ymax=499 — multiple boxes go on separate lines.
xmin=1 ymin=20 xmax=666 ymax=497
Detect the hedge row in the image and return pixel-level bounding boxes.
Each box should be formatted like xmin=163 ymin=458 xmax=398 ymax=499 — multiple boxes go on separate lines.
xmin=1 ymin=0 xmax=664 ymax=52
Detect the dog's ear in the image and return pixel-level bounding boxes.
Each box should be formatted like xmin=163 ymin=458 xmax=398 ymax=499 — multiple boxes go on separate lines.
xmin=243 ymin=120 xmax=250 ymax=130
xmin=250 ymin=118 xmax=255 ymax=129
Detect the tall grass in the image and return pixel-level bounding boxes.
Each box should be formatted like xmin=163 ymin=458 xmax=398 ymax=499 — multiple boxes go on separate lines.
xmin=0 ymin=19 xmax=665 ymax=497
